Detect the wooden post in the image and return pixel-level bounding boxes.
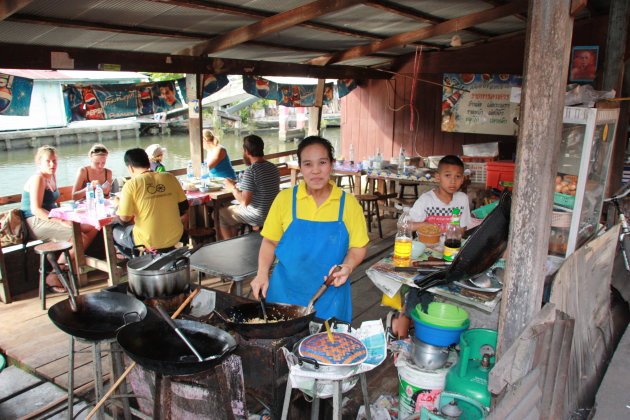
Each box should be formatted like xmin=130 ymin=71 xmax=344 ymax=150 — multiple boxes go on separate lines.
xmin=186 ymin=74 xmax=204 ymax=176
xmin=602 ymin=0 xmax=630 ymax=197
xmin=308 ymin=79 xmax=325 ymax=136
xmin=497 ymin=0 xmax=574 ymax=356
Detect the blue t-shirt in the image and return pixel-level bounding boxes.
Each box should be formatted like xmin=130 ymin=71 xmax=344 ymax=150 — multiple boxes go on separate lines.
xmin=208 ymin=147 xmax=237 ymax=179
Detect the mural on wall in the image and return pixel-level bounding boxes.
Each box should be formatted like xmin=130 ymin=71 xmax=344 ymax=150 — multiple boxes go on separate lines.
xmin=243 ymin=76 xmax=356 ymax=106
xmin=0 ymin=73 xmax=34 ymax=116
xmin=441 ymin=73 xmax=522 ymax=136
xmin=63 ymin=75 xmax=228 ymax=121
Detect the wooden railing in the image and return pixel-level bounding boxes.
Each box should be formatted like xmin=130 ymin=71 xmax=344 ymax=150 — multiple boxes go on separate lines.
xmin=0 ymin=149 xmax=298 ymax=207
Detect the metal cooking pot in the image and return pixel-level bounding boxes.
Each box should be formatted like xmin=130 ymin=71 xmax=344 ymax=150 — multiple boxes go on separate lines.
xmin=117 ymin=318 xmax=237 ymax=376
xmin=411 ymin=336 xmax=450 ymax=370
xmin=214 ymin=302 xmax=315 ymax=339
xmin=127 ymin=253 xmax=191 ymax=298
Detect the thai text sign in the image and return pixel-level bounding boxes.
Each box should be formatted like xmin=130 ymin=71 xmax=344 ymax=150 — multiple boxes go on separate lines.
xmin=441 ymin=73 xmax=522 ymax=136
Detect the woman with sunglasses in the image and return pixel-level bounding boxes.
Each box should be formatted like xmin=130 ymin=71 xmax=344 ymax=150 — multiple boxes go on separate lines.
xmin=72 ymin=143 xmax=113 ymax=200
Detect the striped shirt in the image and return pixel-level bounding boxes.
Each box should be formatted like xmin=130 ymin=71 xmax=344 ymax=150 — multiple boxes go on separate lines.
xmin=238 ymin=160 xmax=280 ymax=226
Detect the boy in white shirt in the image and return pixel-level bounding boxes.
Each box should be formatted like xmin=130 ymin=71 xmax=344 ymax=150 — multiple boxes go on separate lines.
xmin=410 ymin=155 xmax=471 ymax=235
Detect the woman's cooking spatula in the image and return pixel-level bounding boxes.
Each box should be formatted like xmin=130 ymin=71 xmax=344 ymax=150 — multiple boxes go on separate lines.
xmin=306 ymin=265 xmax=343 ymax=313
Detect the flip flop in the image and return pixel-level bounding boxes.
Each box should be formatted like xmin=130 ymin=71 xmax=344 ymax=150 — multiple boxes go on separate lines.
xmin=46 ymin=285 xmax=66 ymax=293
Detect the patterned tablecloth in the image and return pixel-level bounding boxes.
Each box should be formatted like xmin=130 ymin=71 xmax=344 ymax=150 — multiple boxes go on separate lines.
xmin=366 ymin=169 xmax=438 ymax=183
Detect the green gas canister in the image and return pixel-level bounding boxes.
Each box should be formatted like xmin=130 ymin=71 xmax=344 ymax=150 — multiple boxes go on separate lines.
xmin=444 ymin=329 xmax=497 ymax=408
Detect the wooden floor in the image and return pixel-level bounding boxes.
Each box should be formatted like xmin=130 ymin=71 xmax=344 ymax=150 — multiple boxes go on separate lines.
xmin=0 ymin=213 xmax=400 ymax=417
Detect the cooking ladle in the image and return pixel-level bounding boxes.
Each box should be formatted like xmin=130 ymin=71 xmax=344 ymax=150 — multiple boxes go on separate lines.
xmin=155 ymin=303 xmax=204 ymax=362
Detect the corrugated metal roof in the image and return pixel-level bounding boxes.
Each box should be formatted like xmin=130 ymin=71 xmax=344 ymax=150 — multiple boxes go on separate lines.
xmin=0 ymin=69 xmax=148 ymax=81
xmin=0 ymin=0 xmax=602 ymax=75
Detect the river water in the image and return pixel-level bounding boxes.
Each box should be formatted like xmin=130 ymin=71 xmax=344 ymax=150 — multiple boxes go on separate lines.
xmin=0 ymin=127 xmax=341 ymax=196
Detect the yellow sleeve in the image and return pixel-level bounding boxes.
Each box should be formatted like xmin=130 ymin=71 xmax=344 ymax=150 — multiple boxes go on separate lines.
xmin=343 ymin=193 xmax=369 ymax=248
xmin=260 ymin=188 xmax=292 ymax=242
xmin=117 ymin=180 xmax=136 ymax=217
xmin=170 ymin=174 xmax=187 ymax=202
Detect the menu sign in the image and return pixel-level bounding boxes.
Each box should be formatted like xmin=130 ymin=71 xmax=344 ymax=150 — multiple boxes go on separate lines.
xmin=441 ymin=73 xmax=522 ymax=136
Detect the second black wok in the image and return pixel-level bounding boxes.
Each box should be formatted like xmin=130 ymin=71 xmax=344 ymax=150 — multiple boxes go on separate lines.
xmin=117 ymin=318 xmax=237 ymax=376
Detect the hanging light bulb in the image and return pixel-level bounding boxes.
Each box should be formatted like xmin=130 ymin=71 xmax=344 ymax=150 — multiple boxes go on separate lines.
xmin=450 ymin=34 xmax=462 ymax=47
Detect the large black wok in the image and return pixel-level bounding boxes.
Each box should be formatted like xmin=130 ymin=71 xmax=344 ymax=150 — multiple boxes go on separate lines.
xmin=117 ymin=318 xmax=237 ymax=376
xmin=48 ymin=292 xmax=147 ymax=341
xmin=414 ymin=189 xmax=512 ymax=292
xmin=214 ymin=302 xmax=315 ymax=339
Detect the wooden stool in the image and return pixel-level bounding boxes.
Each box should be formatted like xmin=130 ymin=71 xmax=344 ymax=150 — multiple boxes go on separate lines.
xmin=398 ymin=181 xmax=419 ymax=201
xmin=188 ymin=227 xmax=215 ymax=246
xmin=35 ymin=241 xmax=78 ymax=310
xmin=333 ymin=174 xmax=355 ymax=193
xmin=355 ymin=194 xmax=383 ymax=238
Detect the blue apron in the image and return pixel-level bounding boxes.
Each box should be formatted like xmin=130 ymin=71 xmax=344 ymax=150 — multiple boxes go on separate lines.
xmin=266 ymin=187 xmax=351 ymax=322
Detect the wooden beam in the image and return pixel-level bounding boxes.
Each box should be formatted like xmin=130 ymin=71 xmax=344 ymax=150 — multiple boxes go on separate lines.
xmin=0 ymin=42 xmax=390 ymax=79
xmin=497 ymin=0 xmax=574 ymax=356
xmin=7 ymin=13 xmax=332 ymax=56
xmin=177 ymin=0 xmax=366 ymax=56
xmin=308 ymin=79 xmax=326 ymax=136
xmin=480 ymin=0 xmax=528 ymax=20
xmin=186 ymin=74 xmax=204 ymax=177
xmin=0 ymin=0 xmax=33 ymax=20
xmin=602 ymin=0 xmax=630 ymax=197
xmin=364 ymin=0 xmax=495 ymax=39
xmin=308 ymin=0 xmax=529 ymax=65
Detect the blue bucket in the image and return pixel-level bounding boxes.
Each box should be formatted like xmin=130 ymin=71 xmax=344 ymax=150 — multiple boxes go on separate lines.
xmin=411 ymin=312 xmax=470 ymax=347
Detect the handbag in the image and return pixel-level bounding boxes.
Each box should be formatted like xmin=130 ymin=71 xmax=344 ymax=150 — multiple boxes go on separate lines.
xmin=0 ymin=209 xmax=27 ymax=247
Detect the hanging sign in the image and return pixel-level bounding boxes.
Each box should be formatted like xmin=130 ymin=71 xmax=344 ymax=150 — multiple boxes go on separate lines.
xmin=0 ymin=73 xmax=34 ymax=116
xmin=441 ymin=73 xmax=522 ymax=136
xmin=243 ymin=76 xmax=356 ymax=107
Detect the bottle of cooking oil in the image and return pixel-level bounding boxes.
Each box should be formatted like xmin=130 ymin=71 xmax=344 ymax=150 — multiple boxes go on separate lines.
xmin=393 ymin=207 xmax=412 ymax=267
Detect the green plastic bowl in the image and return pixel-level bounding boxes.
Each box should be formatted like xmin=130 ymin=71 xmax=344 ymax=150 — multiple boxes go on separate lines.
xmin=413 ymin=302 xmax=469 ymax=328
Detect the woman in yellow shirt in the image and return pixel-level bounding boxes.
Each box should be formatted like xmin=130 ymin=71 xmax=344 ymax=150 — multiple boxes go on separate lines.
xmin=250 ymin=136 xmax=368 ymax=322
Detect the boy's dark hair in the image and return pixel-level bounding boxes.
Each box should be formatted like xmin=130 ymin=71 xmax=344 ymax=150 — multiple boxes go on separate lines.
xmin=438 ymin=155 xmax=464 ymax=170
xmin=124 ymin=148 xmax=151 ymax=168
xmin=243 ymin=134 xmax=265 ymax=157
xmin=297 ymin=136 xmax=335 ymax=165
xmin=157 ymin=81 xmax=174 ymax=91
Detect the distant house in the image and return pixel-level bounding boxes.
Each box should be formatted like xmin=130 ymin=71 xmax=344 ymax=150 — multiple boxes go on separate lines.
xmin=0 ymin=69 xmax=148 ymax=132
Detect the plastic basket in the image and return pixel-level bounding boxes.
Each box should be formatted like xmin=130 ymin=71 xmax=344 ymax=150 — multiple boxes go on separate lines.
xmin=464 ymin=161 xmax=487 ymax=184
xmin=551 ymin=211 xmax=572 ymax=228
xmin=554 ymin=192 xmax=575 ymax=209
xmin=471 ymin=201 xmax=498 ymax=219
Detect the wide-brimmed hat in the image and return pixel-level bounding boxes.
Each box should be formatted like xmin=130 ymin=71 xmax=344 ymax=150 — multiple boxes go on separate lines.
xmin=145 ymin=144 xmax=166 ymax=158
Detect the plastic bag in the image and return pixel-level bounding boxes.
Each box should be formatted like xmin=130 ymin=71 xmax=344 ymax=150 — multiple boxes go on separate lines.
xmin=565 ymin=84 xmax=615 ymax=107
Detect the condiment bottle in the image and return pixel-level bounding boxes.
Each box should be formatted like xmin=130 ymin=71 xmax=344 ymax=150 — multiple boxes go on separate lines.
xmin=393 ymin=207 xmax=412 ymax=267
xmin=443 ymin=208 xmax=462 ymax=261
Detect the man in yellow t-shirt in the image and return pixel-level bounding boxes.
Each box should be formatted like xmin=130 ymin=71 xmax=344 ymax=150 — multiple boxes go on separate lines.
xmin=114 ymin=148 xmax=188 ymax=257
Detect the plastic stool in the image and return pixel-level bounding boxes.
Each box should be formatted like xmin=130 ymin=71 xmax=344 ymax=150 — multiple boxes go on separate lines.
xmin=35 ymin=241 xmax=78 ymax=310
xmin=398 ymin=181 xmax=419 ymax=201
xmin=356 ymin=194 xmax=383 ymax=238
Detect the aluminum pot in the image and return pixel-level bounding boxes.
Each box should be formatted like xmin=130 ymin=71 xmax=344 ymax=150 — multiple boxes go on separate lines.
xmin=127 ymin=253 xmax=190 ymax=298
xmin=411 ymin=335 xmax=450 ymax=370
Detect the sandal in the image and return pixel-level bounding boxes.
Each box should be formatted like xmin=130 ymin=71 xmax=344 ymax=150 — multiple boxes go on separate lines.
xmin=46 ymin=285 xmax=66 ymax=294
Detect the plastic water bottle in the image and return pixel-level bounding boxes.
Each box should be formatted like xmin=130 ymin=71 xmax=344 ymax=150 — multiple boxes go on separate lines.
xmin=349 ymin=144 xmax=355 ymax=163
xmin=398 ymin=147 xmax=406 ymax=175
xmin=444 ymin=208 xmax=462 ymax=261
xmin=201 ymin=162 xmax=209 ymax=180
xmin=187 ymin=160 xmax=194 ymax=179
xmin=86 ymin=182 xmax=95 ymax=214
xmin=393 ymin=207 xmax=412 ymax=267
xmin=94 ymin=183 xmax=105 ymax=218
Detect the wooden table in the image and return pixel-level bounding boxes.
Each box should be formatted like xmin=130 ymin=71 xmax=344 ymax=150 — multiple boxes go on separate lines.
xmin=189 ymin=231 xmax=264 ymax=296
xmin=49 ymin=202 xmax=122 ymax=287
xmin=286 ymin=161 xmax=364 ymax=195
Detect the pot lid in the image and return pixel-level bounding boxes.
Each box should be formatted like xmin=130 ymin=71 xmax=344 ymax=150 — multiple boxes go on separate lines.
xmin=298 ymin=332 xmax=367 ymax=366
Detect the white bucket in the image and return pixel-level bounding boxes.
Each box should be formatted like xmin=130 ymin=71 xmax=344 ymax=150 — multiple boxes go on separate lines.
xmin=397 ymin=352 xmax=456 ymax=419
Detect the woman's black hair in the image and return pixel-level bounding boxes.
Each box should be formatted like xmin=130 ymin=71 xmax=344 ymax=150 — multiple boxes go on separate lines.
xmin=124 ymin=148 xmax=151 ymax=168
xmin=297 ymin=136 xmax=335 ymax=165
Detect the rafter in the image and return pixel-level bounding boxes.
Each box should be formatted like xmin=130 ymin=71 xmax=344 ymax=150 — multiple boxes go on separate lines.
xmin=479 ymin=0 xmax=527 ymax=20
xmin=0 ymin=0 xmax=33 ymax=21
xmin=308 ymin=0 xmax=529 ymax=65
xmin=177 ymin=0 xmax=366 ymax=56
xmin=364 ymin=0 xmax=495 ymax=38
xmin=0 ymin=42 xmax=391 ymax=79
